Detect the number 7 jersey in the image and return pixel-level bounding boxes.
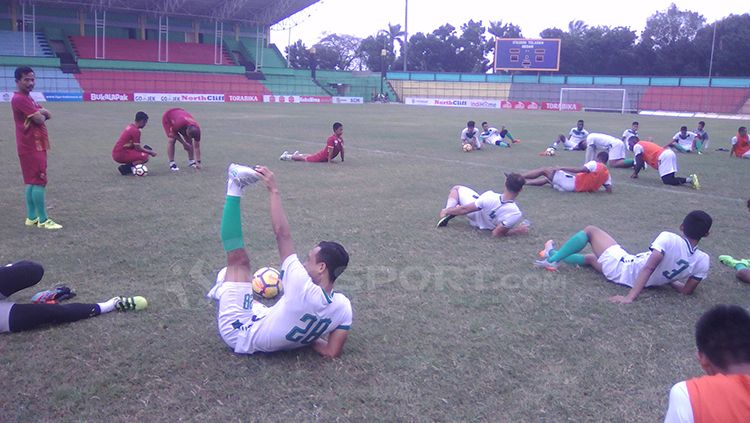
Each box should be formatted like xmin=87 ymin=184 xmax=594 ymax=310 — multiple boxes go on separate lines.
xmin=623 ymin=231 xmax=709 ymax=288
xmin=234 ymin=254 xmax=353 ymax=354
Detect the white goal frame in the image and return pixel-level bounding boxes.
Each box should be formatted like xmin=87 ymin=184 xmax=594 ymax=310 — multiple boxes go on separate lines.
xmin=559 ymin=88 xmax=628 ymax=114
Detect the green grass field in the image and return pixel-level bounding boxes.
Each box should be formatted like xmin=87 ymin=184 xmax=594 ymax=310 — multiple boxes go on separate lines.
xmin=0 ymin=102 xmax=748 ymax=422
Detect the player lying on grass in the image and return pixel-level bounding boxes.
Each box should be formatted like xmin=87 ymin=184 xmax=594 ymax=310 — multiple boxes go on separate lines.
xmin=669 ymin=126 xmax=700 ymax=153
xmin=730 ymin=126 xmax=750 ymax=159
xmin=664 ymin=304 xmax=750 ymax=423
xmin=207 ymin=163 xmax=352 ymax=357
xmin=581 ymin=133 xmax=633 ymax=168
xmin=0 ymin=261 xmax=146 ymax=333
xmin=479 ymin=121 xmax=519 ymax=147
xmin=162 ymin=107 xmax=202 ymax=171
xmin=280 ymin=122 xmax=345 ymax=163
xmin=627 ymin=136 xmax=699 ymax=189
xmin=716 ymin=198 xmax=750 ymax=285
xmin=533 ymin=210 xmax=712 ymax=304
xmin=519 ymin=151 xmax=612 ymax=193
xmin=436 ymin=173 xmax=529 ymax=237
xmin=112 ymin=111 xmax=157 ymax=175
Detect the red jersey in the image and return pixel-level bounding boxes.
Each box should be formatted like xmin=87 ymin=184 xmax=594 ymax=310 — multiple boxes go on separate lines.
xmin=11 ymin=92 xmax=49 ymax=155
xmin=162 ymin=108 xmax=200 ymax=138
xmin=686 ymin=374 xmax=750 ymax=423
xmin=733 ymin=133 xmax=750 ymax=157
xmin=112 ymin=123 xmax=142 ymax=155
xmin=325 ymin=133 xmax=343 ymax=158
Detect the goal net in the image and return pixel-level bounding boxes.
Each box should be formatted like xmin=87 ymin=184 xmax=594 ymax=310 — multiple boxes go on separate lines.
xmin=559 ymin=88 xmax=629 ymax=113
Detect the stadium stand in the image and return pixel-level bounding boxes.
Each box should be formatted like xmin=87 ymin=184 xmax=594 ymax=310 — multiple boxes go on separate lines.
xmin=0 ymin=30 xmax=54 ymax=57
xmin=388 ymin=79 xmax=511 ymax=100
xmin=69 ymin=36 xmax=235 ymax=65
xmin=639 ymin=87 xmax=750 ymax=114
xmin=261 ymin=67 xmax=328 ymax=96
xmin=0 ymin=65 xmax=82 ymax=92
xmin=314 ymin=70 xmax=391 ymax=100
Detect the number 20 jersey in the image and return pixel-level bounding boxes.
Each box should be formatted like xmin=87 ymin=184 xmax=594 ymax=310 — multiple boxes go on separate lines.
xmin=234 ymin=254 xmax=353 ymax=354
xmin=619 ymin=231 xmax=709 ymax=288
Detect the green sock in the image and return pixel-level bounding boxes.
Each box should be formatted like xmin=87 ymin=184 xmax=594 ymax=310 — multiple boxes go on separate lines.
xmin=623 ymin=158 xmax=634 ymax=166
xmin=221 ymin=196 xmax=244 ymax=252
xmin=736 ymin=263 xmax=749 ymax=271
xmin=31 ymin=185 xmax=48 ymax=222
xmin=24 ymin=185 xmax=36 ymax=220
xmin=695 ymin=140 xmax=703 ymax=152
xmin=498 ymin=141 xmax=510 ymax=148
xmin=674 ymin=144 xmax=688 ymax=153
xmin=548 ymin=249 xmax=588 ymax=266
xmin=548 ymin=231 xmax=589 ymax=263
xmin=506 ymin=132 xmax=515 ymax=141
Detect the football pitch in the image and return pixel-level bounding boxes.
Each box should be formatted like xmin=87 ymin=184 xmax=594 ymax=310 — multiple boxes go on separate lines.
xmin=0 ymin=102 xmax=748 ymax=421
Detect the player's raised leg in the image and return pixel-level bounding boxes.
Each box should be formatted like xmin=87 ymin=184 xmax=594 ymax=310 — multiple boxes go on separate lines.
xmin=535 ymin=225 xmax=618 ymax=271
xmin=437 ymin=185 xmax=477 ymax=227
xmin=221 ymin=163 xmax=261 ymax=283
xmin=0 ymin=261 xmax=44 ymax=299
xmin=519 ymin=167 xmax=556 ymax=186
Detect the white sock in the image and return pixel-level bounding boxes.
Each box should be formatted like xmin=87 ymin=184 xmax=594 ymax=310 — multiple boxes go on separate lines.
xmin=445 ymin=197 xmax=458 ymax=208
xmin=188 ymin=159 xmax=196 ymax=165
xmin=97 ymin=297 xmax=118 ymax=314
xmin=226 ymin=179 xmax=243 ymax=197
xmin=686 ymin=176 xmax=693 ymax=183
xmin=169 ymin=161 xmax=176 ymax=167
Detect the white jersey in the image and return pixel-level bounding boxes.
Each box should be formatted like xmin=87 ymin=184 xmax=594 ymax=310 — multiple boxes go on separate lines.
xmin=461 ymin=127 xmax=479 ymax=143
xmin=587 ymin=133 xmax=620 ymax=150
xmin=568 ymin=127 xmax=589 ymax=143
xmin=480 ymin=127 xmax=499 ymax=143
xmin=471 ymin=190 xmax=523 ymax=230
xmin=233 ymin=254 xmax=353 ymax=354
xmin=622 ymin=128 xmax=638 ymax=142
xmin=603 ymin=232 xmax=709 ymax=288
xmin=673 ymin=131 xmax=698 ymax=151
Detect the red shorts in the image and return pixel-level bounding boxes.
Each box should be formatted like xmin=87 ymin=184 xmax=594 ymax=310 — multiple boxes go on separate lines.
xmin=305 ymin=151 xmax=329 ymax=162
xmin=18 ymin=151 xmax=47 ymax=186
xmin=113 ymin=149 xmax=149 ymax=164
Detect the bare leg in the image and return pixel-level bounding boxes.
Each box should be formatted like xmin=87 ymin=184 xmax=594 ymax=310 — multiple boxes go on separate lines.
xmin=584 ymin=253 xmax=602 ymax=273
xmin=167 ymin=138 xmax=177 ymax=162
xmin=737 ymin=269 xmax=750 ymax=284
xmin=584 ymin=225 xmax=618 ymax=257
xmin=292 ymin=153 xmax=310 ymax=161
xmin=525 ymin=177 xmax=552 ymax=187
xmin=193 ymin=141 xmax=201 ymax=168
xmin=520 ymin=167 xmax=556 ymax=181
xmin=225 ymin=249 xmax=252 ymax=283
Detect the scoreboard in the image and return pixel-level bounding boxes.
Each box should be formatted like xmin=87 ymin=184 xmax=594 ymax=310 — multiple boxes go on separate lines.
xmin=494 ymin=38 xmax=561 ymax=72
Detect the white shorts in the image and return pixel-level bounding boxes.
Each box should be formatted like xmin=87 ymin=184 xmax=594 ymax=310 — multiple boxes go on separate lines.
xmin=597 ymin=245 xmax=639 ymax=287
xmin=743 ymin=150 xmax=750 ymax=159
xmin=456 ymin=186 xmax=482 ymax=228
xmin=0 ymin=301 xmax=13 ymax=333
xmin=657 ymin=149 xmax=678 ymax=177
xmin=564 ymin=138 xmax=582 ymax=150
xmin=552 ymin=170 xmax=576 ymax=192
xmin=216 ymin=282 xmax=265 ymax=349
xmin=608 ymin=141 xmax=626 ymax=161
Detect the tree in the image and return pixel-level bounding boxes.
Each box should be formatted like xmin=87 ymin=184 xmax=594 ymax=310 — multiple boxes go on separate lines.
xmin=456 ymin=20 xmax=490 ymax=73
xmin=316 ymin=33 xmax=363 ymax=70
xmin=693 ymin=14 xmax=750 ymax=77
xmin=285 ymin=40 xmax=310 ymax=69
xmin=642 ymin=3 xmax=706 ymax=50
xmin=488 ymin=20 xmax=523 ymax=39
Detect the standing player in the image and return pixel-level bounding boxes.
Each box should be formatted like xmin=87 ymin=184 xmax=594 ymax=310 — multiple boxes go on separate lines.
xmin=280 ymin=122 xmax=345 ymax=163
xmin=583 ymin=133 xmax=632 ymax=168
xmin=11 ymin=66 xmax=61 ymax=229
xmin=162 ymin=107 xmax=201 ymax=171
xmin=730 ymin=127 xmax=750 ymax=159
xmin=1 ymin=260 xmax=146 ymax=333
xmin=479 ymin=121 xmax=519 ymax=147
xmin=519 ymin=151 xmax=612 ymax=193
xmin=694 ymin=121 xmax=709 ymax=154
xmin=669 ymin=126 xmax=699 ymax=153
xmin=627 ymin=136 xmax=699 ymax=188
xmin=112 ymin=111 xmax=156 ymax=175
xmin=436 ymin=173 xmax=529 ymax=237
xmin=533 ymin=210 xmax=712 ymax=304
xmin=664 ymin=304 xmax=750 ymax=422
xmin=207 ymin=163 xmax=352 ymax=357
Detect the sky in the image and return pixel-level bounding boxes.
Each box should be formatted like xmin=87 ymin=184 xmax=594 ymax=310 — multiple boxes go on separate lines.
xmin=269 ymin=0 xmax=745 ymax=49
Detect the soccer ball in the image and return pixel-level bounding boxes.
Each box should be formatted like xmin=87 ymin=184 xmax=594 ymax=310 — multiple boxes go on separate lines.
xmin=462 ymin=143 xmax=473 ymax=152
xmin=132 ymin=164 xmax=148 ymax=176
xmin=545 ymin=147 xmax=556 ymax=156
xmin=252 ymin=267 xmax=282 ymax=299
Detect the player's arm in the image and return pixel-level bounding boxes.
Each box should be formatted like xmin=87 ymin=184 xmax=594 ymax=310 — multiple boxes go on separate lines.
xmin=340 ymin=143 xmax=344 ymax=162
xmin=256 ymin=166 xmax=295 ymax=262
xmin=631 ymin=153 xmax=645 ymax=178
xmin=27 ymin=111 xmax=46 ymax=125
xmin=556 ymin=165 xmax=587 ymax=174
xmin=441 ymin=203 xmax=479 ymax=217
xmin=669 ymin=277 xmax=701 ymax=295
xmin=312 ymin=329 xmax=349 ymax=358
xmin=327 ymin=145 xmax=334 ymax=163
xmin=603 ymin=184 xmax=613 ymax=194
xmin=610 ymin=250 xmax=664 ymax=304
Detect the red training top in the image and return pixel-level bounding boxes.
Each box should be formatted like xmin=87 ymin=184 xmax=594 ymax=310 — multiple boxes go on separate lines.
xmin=12 ymin=92 xmax=49 ymax=155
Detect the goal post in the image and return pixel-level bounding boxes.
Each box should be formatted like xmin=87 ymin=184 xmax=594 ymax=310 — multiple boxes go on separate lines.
xmin=559 ymin=88 xmax=629 ymax=114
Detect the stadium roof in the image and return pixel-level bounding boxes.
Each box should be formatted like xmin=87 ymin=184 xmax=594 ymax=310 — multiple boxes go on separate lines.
xmin=38 ymin=0 xmax=320 ymax=25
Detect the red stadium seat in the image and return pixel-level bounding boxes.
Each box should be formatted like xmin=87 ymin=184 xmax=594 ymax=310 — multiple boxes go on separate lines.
xmin=75 ymin=70 xmax=271 ymax=96
xmin=640 ymin=87 xmax=750 ymax=114
xmin=69 ymin=36 xmax=234 ymax=65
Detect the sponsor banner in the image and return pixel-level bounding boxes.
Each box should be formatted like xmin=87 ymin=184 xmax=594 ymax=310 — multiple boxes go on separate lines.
xmin=498 ymin=100 xmax=581 ymax=111
xmin=225 ymin=94 xmax=262 ymax=103
xmin=85 ymin=92 xmax=132 ymax=102
xmin=43 ymin=92 xmax=82 ymax=102
xmin=332 ymin=96 xmax=364 ymax=104
xmin=405 ymin=97 xmax=500 ymax=109
xmin=263 ymin=95 xmax=332 ymax=104
xmin=541 ymin=101 xmax=582 ymax=111
xmin=134 ymin=93 xmax=225 ymax=102
xmin=0 ymin=91 xmax=46 ymax=102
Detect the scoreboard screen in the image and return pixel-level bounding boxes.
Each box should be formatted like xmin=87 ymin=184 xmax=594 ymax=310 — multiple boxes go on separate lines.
xmin=494 ymin=38 xmax=561 ymax=72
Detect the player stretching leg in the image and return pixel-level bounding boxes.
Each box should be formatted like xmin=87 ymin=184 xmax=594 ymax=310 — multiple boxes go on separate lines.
xmin=208 ymin=163 xmax=352 ymax=357
xmin=0 ymin=261 xmax=146 ymax=333
xmin=533 ymin=210 xmax=712 ymax=304
xmin=520 ymin=151 xmax=612 ymax=193
xmin=627 ymin=136 xmax=699 ymax=189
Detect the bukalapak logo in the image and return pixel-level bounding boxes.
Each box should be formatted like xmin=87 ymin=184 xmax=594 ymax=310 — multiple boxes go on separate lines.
xmin=89 ymin=93 xmax=130 ymax=101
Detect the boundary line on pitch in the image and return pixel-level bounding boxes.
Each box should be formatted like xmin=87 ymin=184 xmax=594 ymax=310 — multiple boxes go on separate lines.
xmin=263 ymin=135 xmax=744 ymax=204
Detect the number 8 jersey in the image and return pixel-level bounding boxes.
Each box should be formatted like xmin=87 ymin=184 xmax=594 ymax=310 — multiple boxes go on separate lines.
xmin=234 ymin=254 xmax=353 ymax=354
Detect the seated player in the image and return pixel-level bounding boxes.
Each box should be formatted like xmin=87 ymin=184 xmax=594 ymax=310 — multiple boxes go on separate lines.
xmin=520 ymin=151 xmax=612 ymax=193
xmin=162 ymin=107 xmax=202 ymax=171
xmin=280 ymin=122 xmax=345 ymax=163
xmin=533 ymin=210 xmax=712 ymax=304
xmin=582 ymin=133 xmax=633 ymax=168
xmin=112 ymin=111 xmax=156 ymax=175
xmin=669 ymin=126 xmax=699 ymax=153
xmin=730 ymin=126 xmax=750 ymax=159
xmin=627 ymin=136 xmax=699 ymax=189
xmin=208 ymin=163 xmax=352 ymax=357
xmin=459 ymin=120 xmax=481 ymax=150
xmin=554 ymin=119 xmax=589 ymax=150
xmin=664 ymin=304 xmax=750 ymax=422
xmin=479 ymin=121 xmax=519 ymax=147
xmin=1 ymin=261 xmax=146 ymax=333
xmin=694 ymin=121 xmax=709 ymax=154
xmin=436 ymin=173 xmax=529 ymax=237
xmin=621 ymin=121 xmax=638 ymax=145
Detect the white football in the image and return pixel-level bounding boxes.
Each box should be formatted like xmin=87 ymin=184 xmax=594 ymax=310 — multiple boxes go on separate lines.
xmin=132 ymin=164 xmax=149 ymax=176
xmin=545 ymin=147 xmax=556 ymax=156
